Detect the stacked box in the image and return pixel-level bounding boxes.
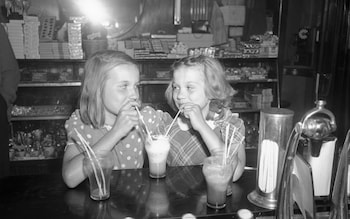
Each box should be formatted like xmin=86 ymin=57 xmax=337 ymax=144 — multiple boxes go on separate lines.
xmin=39 ymin=42 xmax=70 ymax=59
xmin=245 ymin=88 xmax=273 ymax=109
xmin=6 ymin=20 xmax=25 ymax=59
xmin=177 ymin=33 xmax=213 ymax=49
xmin=67 ymin=23 xmax=83 ymax=59
xmin=23 ymin=16 xmax=40 ymax=59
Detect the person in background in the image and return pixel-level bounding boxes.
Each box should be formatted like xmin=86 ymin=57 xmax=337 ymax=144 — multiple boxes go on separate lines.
xmin=62 ymin=50 xmax=163 ymax=188
xmin=0 ymin=23 xmax=20 ymax=178
xmin=165 ymin=55 xmax=246 ymax=182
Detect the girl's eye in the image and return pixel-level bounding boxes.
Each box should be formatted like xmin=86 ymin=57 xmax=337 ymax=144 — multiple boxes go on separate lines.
xmin=172 ymin=84 xmax=179 ymax=90
xmin=187 ymin=86 xmax=194 ymax=91
xmin=119 ymin=84 xmax=128 ymax=89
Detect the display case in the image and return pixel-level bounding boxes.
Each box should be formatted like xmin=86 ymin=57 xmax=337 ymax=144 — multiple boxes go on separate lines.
xmin=9 ymin=60 xmax=83 ymax=175
xmin=9 ymin=53 xmax=279 ymax=175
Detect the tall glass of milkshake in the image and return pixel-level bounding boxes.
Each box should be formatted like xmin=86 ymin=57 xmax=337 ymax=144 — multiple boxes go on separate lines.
xmin=145 ymin=135 xmax=170 ymax=178
xmin=202 ymin=156 xmax=234 ymax=209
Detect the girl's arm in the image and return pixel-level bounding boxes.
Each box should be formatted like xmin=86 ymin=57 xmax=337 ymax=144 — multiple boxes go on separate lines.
xmin=185 ymin=104 xmax=246 ymax=181
xmin=232 ymin=141 xmax=246 ymax=182
xmin=182 ymin=103 xmax=225 ymax=154
xmin=62 ymin=105 xmax=140 ymax=188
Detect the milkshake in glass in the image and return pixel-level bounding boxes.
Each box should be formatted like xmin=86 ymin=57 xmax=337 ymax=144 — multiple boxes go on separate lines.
xmin=202 ymin=156 xmax=234 ymax=209
xmin=145 ymin=135 xmax=170 ymax=178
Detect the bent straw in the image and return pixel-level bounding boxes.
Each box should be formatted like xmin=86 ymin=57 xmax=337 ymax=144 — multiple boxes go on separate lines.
xmin=74 ymin=128 xmax=106 ymax=197
xmin=74 ymin=129 xmax=105 ymax=195
xmin=223 ymin=124 xmax=230 ymax=165
xmin=227 ymin=126 xmax=236 ymax=157
xmin=229 ymin=136 xmax=245 ymax=159
xmin=165 ymin=109 xmax=181 ymax=136
xmin=77 ymin=134 xmax=106 ymax=197
xmin=135 ymin=106 xmax=152 ymax=141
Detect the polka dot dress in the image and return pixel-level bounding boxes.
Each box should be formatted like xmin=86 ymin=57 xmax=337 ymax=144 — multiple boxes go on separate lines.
xmin=64 ymin=107 xmax=172 ymax=170
xmin=139 ymin=106 xmax=173 ymax=136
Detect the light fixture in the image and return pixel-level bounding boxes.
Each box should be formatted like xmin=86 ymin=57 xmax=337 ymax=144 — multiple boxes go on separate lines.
xmin=75 ymin=0 xmax=109 ymax=25
xmin=174 ymin=0 xmax=181 ymax=25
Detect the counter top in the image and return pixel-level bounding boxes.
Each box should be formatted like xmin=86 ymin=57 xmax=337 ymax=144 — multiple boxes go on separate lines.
xmin=0 ymin=165 xmax=276 ymax=219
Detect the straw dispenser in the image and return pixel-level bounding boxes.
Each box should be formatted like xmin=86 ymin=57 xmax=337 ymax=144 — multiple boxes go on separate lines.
xmin=247 ymin=108 xmax=294 ymax=209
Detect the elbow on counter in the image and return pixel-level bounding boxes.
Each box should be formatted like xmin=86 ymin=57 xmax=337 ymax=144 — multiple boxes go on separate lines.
xmin=62 ymin=168 xmax=83 ymax=189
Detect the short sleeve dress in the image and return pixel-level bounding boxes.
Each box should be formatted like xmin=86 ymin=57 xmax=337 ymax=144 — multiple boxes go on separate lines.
xmin=64 ymin=106 xmax=173 ymax=170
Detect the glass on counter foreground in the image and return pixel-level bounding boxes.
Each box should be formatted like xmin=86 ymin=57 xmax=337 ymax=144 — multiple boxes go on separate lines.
xmin=83 ymin=153 xmax=114 ymax=201
xmin=145 ymin=135 xmax=170 ymax=179
xmin=202 ymin=156 xmax=234 ymax=209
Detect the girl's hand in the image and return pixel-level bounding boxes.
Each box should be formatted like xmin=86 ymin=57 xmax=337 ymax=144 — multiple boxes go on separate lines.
xmin=112 ymin=100 xmax=140 ymax=138
xmin=181 ymin=103 xmax=206 ymax=131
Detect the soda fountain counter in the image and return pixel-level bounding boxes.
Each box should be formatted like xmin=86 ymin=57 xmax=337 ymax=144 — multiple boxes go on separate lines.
xmin=0 ymin=165 xmax=342 ymax=219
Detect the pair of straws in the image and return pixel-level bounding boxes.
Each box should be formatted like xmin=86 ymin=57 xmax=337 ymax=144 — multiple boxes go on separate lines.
xmin=74 ymin=128 xmax=107 ymax=198
xmin=223 ymin=124 xmax=244 ymax=166
xmin=135 ymin=106 xmax=181 ymax=140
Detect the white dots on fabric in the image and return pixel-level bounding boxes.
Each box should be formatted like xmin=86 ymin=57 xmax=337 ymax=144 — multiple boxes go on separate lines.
xmin=80 ymin=125 xmax=84 ymax=130
xmin=127 ymin=173 xmax=131 ymax=177
xmin=138 ymin=151 xmax=142 ymax=155
xmin=134 ymin=160 xmax=138 ymax=165
xmin=147 ymin=118 xmax=152 ymax=123
xmin=73 ymin=116 xmax=78 ymax=120
xmin=120 ymin=151 xmax=123 ymax=155
xmin=86 ymin=134 xmax=92 ymax=139
xmin=126 ymin=144 xmax=130 ymax=148
xmin=131 ymin=135 xmax=135 ymax=139
xmin=126 ymin=185 xmax=130 ymax=190
xmin=127 ymin=156 xmax=131 ymax=160
xmin=137 ymin=138 xmax=141 ymax=143
xmin=121 ymin=164 xmax=126 ymax=168
xmin=73 ymin=121 xmax=77 ymax=125
xmin=133 ymin=148 xmax=137 ymax=152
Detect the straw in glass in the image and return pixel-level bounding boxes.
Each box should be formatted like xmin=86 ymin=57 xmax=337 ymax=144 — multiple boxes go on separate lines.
xmin=223 ymin=124 xmax=230 ymax=165
xmin=165 ymin=109 xmax=181 ymax=136
xmin=74 ymin=128 xmax=106 ymax=198
xmin=135 ymin=106 xmax=153 ymax=141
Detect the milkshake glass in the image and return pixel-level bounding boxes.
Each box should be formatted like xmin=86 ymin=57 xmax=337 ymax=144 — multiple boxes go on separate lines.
xmin=202 ymin=156 xmax=234 ymax=209
xmin=145 ymin=135 xmax=170 ymax=178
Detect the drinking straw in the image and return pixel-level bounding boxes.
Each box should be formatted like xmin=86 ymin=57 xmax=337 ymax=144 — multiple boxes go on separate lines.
xmin=227 ymin=126 xmax=236 ymax=158
xmin=229 ymin=136 xmax=245 ymax=158
xmin=165 ymin=109 xmax=181 ymax=136
xmin=135 ymin=106 xmax=152 ymax=141
xmin=223 ymin=124 xmax=230 ymax=166
xmin=74 ymin=128 xmax=106 ymax=197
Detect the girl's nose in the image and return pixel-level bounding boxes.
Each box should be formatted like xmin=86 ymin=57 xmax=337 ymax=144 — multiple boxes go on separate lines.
xmin=129 ymin=87 xmax=139 ymax=100
xmin=176 ymin=88 xmax=186 ymax=99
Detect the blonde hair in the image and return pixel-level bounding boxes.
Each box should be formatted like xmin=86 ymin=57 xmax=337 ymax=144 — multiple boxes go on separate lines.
xmin=165 ymin=55 xmax=236 ymax=119
xmin=79 ymin=50 xmax=138 ymax=128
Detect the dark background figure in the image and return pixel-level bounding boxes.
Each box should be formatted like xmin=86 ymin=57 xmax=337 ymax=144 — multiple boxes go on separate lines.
xmin=0 ymin=22 xmax=20 ymax=177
